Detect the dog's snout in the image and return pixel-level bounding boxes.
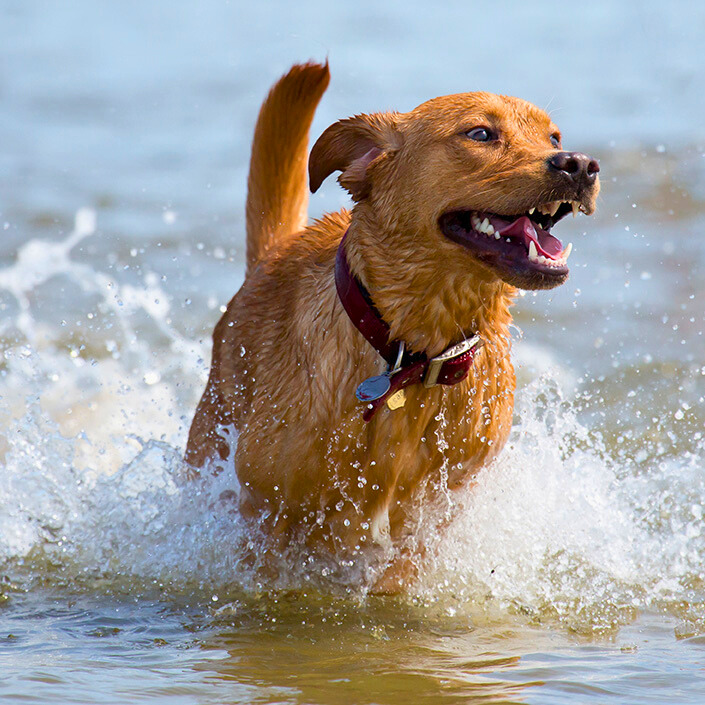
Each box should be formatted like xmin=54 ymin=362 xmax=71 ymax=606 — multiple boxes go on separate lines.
xmin=547 ymin=151 xmax=599 ymax=184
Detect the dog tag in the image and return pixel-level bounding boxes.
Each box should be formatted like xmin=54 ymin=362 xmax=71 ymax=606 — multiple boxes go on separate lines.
xmin=386 ymin=389 xmax=406 ymax=410
xmin=356 ymin=374 xmax=391 ymax=402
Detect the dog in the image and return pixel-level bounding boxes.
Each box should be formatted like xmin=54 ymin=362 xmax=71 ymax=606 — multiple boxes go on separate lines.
xmin=186 ymin=62 xmax=599 ymax=591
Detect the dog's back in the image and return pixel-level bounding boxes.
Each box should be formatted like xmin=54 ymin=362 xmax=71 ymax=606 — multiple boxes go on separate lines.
xmin=245 ymin=62 xmax=330 ymax=273
xmin=186 ymin=62 xmax=342 ymax=469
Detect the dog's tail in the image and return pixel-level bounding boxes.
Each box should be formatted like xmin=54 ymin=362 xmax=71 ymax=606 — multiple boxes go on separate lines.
xmin=245 ymin=61 xmax=330 ymax=273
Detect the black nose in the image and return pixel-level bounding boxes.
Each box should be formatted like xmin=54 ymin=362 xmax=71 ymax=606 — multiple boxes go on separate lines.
xmin=547 ymin=151 xmax=600 ymax=185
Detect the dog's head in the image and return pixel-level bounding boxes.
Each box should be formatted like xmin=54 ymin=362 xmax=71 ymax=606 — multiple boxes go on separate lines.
xmin=309 ymin=91 xmax=599 ymax=291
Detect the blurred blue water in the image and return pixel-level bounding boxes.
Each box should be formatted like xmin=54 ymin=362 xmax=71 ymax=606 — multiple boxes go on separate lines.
xmin=2 ymin=0 xmax=704 ymax=242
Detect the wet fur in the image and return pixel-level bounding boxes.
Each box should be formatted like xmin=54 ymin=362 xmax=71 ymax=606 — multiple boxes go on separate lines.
xmin=186 ymin=62 xmax=599 ymax=591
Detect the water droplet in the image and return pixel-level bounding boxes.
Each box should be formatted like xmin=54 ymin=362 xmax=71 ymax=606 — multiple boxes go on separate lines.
xmin=143 ymin=371 xmax=160 ymax=385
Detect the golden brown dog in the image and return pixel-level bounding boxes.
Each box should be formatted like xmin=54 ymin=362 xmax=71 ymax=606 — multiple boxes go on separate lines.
xmin=186 ymin=62 xmax=599 ymax=590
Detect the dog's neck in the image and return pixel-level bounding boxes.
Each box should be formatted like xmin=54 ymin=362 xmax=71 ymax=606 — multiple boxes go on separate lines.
xmin=343 ymin=213 xmax=516 ymax=359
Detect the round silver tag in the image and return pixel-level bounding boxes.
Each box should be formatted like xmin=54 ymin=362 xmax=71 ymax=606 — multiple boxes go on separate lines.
xmin=356 ymin=374 xmax=391 ymax=402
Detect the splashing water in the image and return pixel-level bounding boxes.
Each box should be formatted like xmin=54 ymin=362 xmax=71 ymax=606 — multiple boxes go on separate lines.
xmin=1 ymin=210 xmax=704 ymax=637
xmin=421 ymin=379 xmax=705 ymax=633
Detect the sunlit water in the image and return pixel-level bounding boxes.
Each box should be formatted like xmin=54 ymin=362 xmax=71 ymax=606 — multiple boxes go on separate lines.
xmin=2 ymin=2 xmax=705 ymax=703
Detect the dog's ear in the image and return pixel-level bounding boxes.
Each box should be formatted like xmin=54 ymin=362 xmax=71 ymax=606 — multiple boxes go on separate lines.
xmin=309 ymin=113 xmax=400 ymax=200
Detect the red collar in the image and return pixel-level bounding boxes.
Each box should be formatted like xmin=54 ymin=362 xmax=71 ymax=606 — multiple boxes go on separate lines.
xmin=334 ymin=231 xmax=483 ymax=421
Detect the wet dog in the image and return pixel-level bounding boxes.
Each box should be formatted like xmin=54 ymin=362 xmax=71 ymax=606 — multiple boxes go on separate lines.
xmin=186 ymin=62 xmax=599 ymax=591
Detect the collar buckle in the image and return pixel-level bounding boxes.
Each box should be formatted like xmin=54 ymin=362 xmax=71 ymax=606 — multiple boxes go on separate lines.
xmin=423 ymin=335 xmax=483 ymax=388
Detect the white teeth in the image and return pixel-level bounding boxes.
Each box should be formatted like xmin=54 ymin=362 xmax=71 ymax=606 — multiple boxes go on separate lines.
xmin=537 ymin=201 xmax=562 ymax=217
xmin=528 ymin=240 xmax=571 ymax=268
xmin=475 ymin=217 xmax=495 ymax=236
xmin=494 ymin=231 xmax=501 ymax=239
xmin=571 ymin=202 xmax=580 ymax=218
xmin=528 ymin=241 xmax=538 ymax=262
xmin=471 ymin=214 xmax=481 ymax=229
xmin=528 ymin=207 xmax=536 ymax=215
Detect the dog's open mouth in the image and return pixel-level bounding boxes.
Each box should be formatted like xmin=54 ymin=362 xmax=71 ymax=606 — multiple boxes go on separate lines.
xmin=439 ymin=200 xmax=585 ymax=286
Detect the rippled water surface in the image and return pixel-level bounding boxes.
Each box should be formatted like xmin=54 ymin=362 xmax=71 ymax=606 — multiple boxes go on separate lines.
xmin=2 ymin=1 xmax=705 ymax=703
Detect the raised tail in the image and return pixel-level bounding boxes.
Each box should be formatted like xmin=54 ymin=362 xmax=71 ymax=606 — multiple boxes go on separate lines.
xmin=245 ymin=61 xmax=330 ymax=273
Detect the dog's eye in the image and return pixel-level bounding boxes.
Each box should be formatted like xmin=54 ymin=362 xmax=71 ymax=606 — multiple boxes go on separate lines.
xmin=550 ymin=133 xmax=561 ymax=148
xmin=465 ymin=127 xmax=495 ymax=142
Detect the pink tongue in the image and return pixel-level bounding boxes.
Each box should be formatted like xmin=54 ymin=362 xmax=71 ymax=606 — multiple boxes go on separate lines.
xmin=490 ymin=215 xmax=563 ymax=259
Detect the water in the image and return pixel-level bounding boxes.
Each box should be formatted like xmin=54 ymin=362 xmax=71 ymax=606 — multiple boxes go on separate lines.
xmin=2 ymin=1 xmax=705 ymax=702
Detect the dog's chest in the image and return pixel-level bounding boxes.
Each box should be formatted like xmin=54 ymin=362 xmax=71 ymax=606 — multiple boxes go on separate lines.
xmin=369 ymin=349 xmax=515 ymax=491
